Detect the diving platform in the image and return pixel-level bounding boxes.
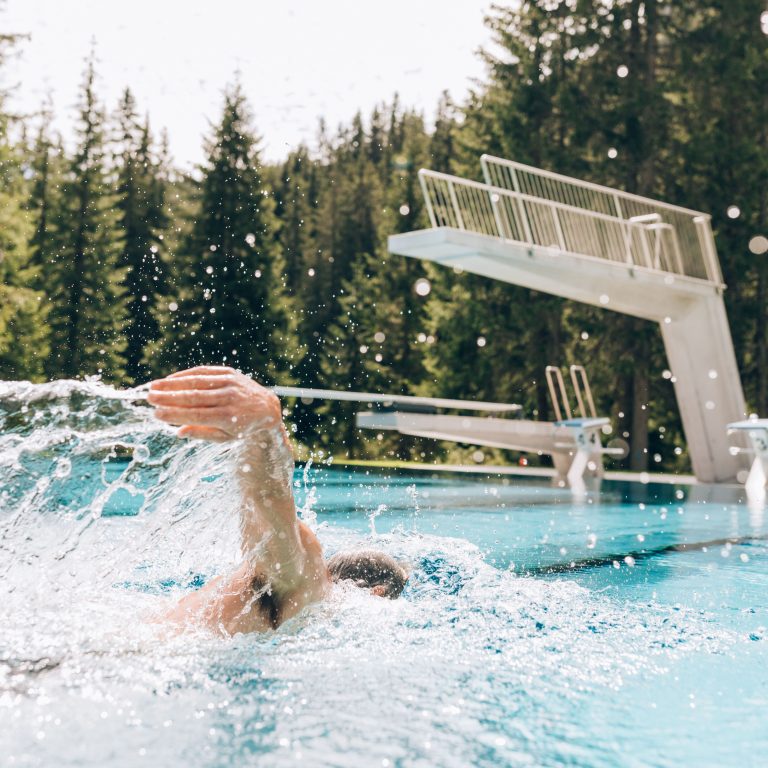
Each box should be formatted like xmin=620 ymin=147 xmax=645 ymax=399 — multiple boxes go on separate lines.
xmin=355 ymin=365 xmax=622 ymax=491
xmin=274 ymin=368 xmax=618 ymax=490
xmin=389 ymin=156 xmax=751 ymax=484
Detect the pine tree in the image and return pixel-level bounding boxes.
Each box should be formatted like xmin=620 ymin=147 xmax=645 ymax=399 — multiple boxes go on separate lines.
xmin=169 ymin=82 xmax=286 ymax=381
xmin=114 ymin=88 xmax=169 ymax=383
xmin=45 ymin=54 xmax=129 ymax=380
xmin=0 ymin=21 xmax=49 ymax=380
xmin=0 ymin=114 xmax=50 ymax=380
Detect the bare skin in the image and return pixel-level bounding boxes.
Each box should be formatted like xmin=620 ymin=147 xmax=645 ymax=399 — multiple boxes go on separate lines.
xmin=147 ymin=366 xmax=331 ymax=634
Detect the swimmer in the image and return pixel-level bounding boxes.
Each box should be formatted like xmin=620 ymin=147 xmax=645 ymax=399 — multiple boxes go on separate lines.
xmin=147 ymin=366 xmax=407 ymax=634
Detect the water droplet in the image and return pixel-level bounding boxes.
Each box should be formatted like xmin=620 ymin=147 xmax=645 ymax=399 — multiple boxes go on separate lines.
xmin=607 ymin=147 xmax=618 ymax=159
xmin=599 ymin=294 xmax=610 ymax=305
xmin=414 ymin=278 xmax=431 ymax=297
xmin=168 ymin=301 xmax=178 ymax=312
xmin=616 ymin=65 xmax=629 ymax=78
xmin=399 ymin=204 xmax=410 ymax=216
xmin=374 ymin=332 xmax=386 ymax=343
xmin=748 ymin=235 xmax=768 ymax=255
xmin=476 ymin=336 xmax=486 ymax=347
xmin=727 ymin=205 xmax=741 ymax=219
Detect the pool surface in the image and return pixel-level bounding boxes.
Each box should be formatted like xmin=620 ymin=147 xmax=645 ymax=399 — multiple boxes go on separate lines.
xmin=1 ymin=381 xmax=767 ymax=767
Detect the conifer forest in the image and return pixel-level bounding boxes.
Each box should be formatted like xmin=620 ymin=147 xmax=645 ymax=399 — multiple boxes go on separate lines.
xmin=1 ymin=1 xmax=766 ymax=473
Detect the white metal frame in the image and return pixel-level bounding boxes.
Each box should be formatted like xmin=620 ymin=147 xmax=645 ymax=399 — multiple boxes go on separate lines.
xmin=728 ymin=420 xmax=768 ymax=501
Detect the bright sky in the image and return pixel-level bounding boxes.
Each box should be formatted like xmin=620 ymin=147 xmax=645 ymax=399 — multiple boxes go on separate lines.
xmin=4 ymin=0 xmax=494 ymax=167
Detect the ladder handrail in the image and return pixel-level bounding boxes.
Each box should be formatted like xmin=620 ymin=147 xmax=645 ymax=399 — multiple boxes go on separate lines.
xmin=545 ymin=366 xmax=572 ymax=422
xmin=569 ymin=365 xmax=597 ymax=419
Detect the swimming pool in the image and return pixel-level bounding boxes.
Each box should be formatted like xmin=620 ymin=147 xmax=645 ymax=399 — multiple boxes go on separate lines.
xmin=1 ymin=380 xmax=766 ymax=767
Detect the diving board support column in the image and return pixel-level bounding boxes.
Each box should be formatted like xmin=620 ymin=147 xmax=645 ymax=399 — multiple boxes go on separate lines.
xmin=727 ymin=420 xmax=768 ymax=502
xmin=660 ymin=293 xmax=748 ymax=483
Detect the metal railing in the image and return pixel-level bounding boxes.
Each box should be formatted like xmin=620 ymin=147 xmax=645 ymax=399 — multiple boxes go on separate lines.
xmin=418 ymin=160 xmax=723 ymax=285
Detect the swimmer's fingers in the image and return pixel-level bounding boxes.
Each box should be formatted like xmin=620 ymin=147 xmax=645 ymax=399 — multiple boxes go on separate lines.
xmin=149 ymin=375 xmax=235 ymax=392
xmin=165 ymin=366 xmax=238 ymax=379
xmin=147 ymin=387 xmax=234 ymax=407
xmin=178 ymin=425 xmax=232 ymax=442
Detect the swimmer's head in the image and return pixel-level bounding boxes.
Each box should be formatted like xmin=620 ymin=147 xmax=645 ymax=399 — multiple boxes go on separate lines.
xmin=326 ymin=549 xmax=408 ymax=599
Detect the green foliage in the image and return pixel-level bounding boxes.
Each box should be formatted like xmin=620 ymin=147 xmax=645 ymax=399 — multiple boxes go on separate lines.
xmin=42 ymin=56 xmax=129 ymax=381
xmin=0 ymin=26 xmax=48 ymax=380
xmin=114 ymin=89 xmax=170 ymax=384
xmin=157 ymin=83 xmax=287 ymax=382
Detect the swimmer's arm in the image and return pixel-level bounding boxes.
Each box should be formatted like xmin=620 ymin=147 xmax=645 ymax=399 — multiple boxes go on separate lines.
xmin=148 ymin=367 xmax=329 ymax=603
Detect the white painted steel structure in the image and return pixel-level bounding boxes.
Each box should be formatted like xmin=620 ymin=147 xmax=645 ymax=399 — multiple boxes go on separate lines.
xmin=355 ymin=366 xmax=617 ymax=490
xmin=728 ymin=420 xmax=768 ymax=502
xmin=274 ymin=380 xmax=610 ymax=488
xmin=272 ymin=386 xmax=521 ymax=413
xmin=391 ymin=158 xmax=750 ymax=483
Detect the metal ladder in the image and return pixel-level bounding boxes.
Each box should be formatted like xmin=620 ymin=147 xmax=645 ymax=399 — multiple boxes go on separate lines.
xmin=545 ymin=364 xmax=596 ymax=422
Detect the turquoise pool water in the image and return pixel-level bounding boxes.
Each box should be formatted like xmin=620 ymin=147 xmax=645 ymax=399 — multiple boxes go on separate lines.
xmin=1 ymin=381 xmax=766 ymax=767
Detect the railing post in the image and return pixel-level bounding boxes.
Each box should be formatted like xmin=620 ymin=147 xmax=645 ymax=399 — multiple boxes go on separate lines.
xmin=551 ymin=206 xmax=566 ymax=251
xmin=447 ymin=179 xmax=465 ymax=230
xmin=509 ymin=168 xmax=534 ymax=244
xmin=489 ymin=192 xmax=507 ymax=240
xmin=694 ymin=216 xmax=723 ymax=284
xmin=668 ymin=226 xmax=685 ymax=275
xmin=418 ymin=170 xmax=437 ymax=229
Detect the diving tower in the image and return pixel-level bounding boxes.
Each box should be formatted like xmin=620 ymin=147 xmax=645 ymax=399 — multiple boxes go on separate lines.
xmin=388 ymin=156 xmax=751 ymax=484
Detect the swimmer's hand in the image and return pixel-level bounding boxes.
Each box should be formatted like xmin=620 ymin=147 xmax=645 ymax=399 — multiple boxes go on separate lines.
xmin=147 ymin=366 xmax=282 ymax=442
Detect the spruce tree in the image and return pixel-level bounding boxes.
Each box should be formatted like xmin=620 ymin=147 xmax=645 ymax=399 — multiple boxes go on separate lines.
xmin=170 ymin=82 xmax=286 ymax=381
xmin=45 ymin=55 xmax=129 ymax=381
xmin=0 ymin=22 xmax=49 ymax=380
xmin=114 ymin=89 xmax=168 ymax=383
xmin=0 ymin=114 xmax=50 ymax=380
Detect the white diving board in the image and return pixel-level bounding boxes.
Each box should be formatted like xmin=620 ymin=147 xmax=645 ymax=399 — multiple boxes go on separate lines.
xmin=272 ymin=386 xmax=522 ymax=414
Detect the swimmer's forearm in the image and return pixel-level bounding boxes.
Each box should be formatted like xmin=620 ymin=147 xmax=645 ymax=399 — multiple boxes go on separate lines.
xmin=235 ymin=422 xmax=307 ymax=587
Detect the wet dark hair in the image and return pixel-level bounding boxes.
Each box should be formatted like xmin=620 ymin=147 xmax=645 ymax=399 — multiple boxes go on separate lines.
xmin=326 ymin=549 xmax=408 ymax=599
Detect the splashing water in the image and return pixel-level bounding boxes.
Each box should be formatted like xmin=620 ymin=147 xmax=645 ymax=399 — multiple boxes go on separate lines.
xmin=1 ymin=380 xmax=767 ymax=766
